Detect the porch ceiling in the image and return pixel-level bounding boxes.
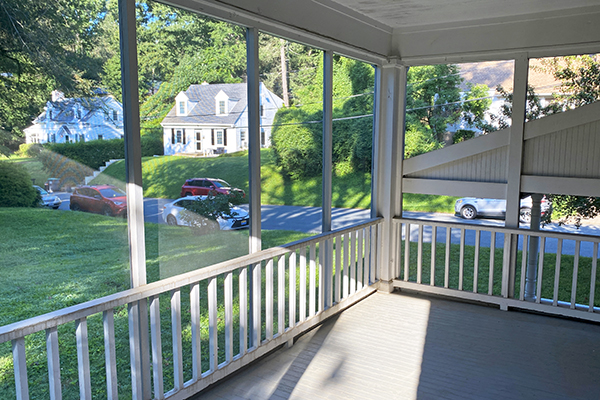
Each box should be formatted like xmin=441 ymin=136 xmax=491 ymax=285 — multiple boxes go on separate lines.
xmin=207 ymin=0 xmax=600 ymax=63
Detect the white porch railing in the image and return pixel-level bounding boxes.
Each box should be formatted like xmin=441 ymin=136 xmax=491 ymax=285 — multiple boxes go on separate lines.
xmin=0 ymin=218 xmax=382 ymax=400
xmin=393 ymin=217 xmax=600 ymax=322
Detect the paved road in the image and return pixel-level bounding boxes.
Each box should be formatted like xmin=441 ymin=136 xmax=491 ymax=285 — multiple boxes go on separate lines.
xmin=54 ymin=192 xmax=599 ymax=257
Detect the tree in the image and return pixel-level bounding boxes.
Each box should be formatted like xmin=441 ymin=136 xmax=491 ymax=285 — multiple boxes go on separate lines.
xmin=0 ymin=0 xmax=107 ymax=154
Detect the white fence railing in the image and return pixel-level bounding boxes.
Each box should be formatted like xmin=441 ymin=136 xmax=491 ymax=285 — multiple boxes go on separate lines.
xmin=0 ymin=218 xmax=381 ymax=400
xmin=393 ymin=217 xmax=600 ymax=322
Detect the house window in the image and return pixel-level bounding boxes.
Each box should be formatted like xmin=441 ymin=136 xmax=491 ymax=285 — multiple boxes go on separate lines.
xmin=65 ymin=135 xmax=69 ymax=143
xmin=179 ymin=101 xmax=185 ymax=114
xmin=216 ymin=130 xmax=223 ymax=145
xmin=98 ymin=135 xmax=103 ymax=140
xmin=51 ymin=134 xmax=56 ymax=143
xmin=113 ymin=110 xmax=118 ymax=121
xmin=176 ymin=130 xmax=182 ymax=143
xmin=76 ymin=109 xmax=81 ymax=119
xmin=260 ymin=104 xmax=264 ymax=116
xmin=261 ymin=130 xmax=265 ymax=146
xmin=219 ymin=100 xmax=226 ymax=115
xmin=240 ymin=130 xmax=246 ymax=142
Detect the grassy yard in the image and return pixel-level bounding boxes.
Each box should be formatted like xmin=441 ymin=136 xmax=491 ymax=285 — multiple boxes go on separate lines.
xmin=0 ymin=207 xmax=310 ymax=399
xmin=91 ymin=149 xmax=457 ymax=213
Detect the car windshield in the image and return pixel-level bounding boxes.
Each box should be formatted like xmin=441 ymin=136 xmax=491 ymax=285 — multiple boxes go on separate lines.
xmin=212 ymin=180 xmax=229 ymax=188
xmin=99 ymin=187 xmax=126 ymax=198
xmin=35 ymin=186 xmax=48 ymax=195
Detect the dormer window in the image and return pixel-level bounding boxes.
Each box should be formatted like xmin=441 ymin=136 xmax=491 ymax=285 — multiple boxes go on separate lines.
xmin=179 ymin=101 xmax=185 ymax=114
xmin=112 ymin=110 xmax=118 ymax=121
xmin=215 ymin=90 xmax=229 ymax=116
xmin=219 ymin=100 xmax=226 ymax=115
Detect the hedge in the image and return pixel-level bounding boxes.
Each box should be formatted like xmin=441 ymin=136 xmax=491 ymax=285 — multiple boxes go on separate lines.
xmin=45 ymin=136 xmax=163 ymax=170
xmin=0 ymin=161 xmax=41 ymax=207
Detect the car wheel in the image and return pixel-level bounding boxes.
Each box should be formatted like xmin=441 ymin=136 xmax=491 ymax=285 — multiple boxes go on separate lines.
xmin=166 ymin=215 xmax=178 ymax=226
xmin=519 ymin=207 xmax=532 ymax=224
xmin=460 ymin=205 xmax=477 ymax=220
xmin=184 ymin=192 xmax=193 ymax=197
xmin=102 ymin=206 xmax=113 ymax=217
xmin=71 ymin=203 xmax=81 ymax=211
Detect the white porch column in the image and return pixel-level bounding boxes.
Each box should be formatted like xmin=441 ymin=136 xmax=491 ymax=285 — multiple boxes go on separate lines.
xmin=502 ymin=54 xmax=529 ymax=300
xmin=372 ymin=59 xmax=407 ymax=292
xmin=118 ymin=0 xmax=151 ymax=398
xmin=322 ymin=50 xmax=334 ymax=308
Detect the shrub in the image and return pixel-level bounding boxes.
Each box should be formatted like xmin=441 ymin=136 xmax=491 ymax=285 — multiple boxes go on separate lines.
xmin=0 ymin=161 xmax=41 ymax=207
xmin=452 ymin=129 xmax=476 ymax=144
xmin=45 ymin=136 xmax=164 ymax=170
xmin=17 ymin=143 xmax=44 ymax=158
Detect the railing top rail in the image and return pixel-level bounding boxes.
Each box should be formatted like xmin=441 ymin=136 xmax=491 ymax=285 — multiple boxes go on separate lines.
xmin=0 ymin=217 xmax=382 ymax=343
xmin=393 ymin=216 xmax=600 ymax=243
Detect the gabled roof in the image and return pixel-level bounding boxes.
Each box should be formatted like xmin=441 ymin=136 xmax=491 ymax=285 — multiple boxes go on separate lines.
xmin=161 ymin=83 xmax=248 ymax=126
xmin=34 ymin=97 xmax=121 ymax=123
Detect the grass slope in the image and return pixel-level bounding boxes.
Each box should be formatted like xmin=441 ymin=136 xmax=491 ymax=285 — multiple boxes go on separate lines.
xmin=93 ymin=149 xmax=456 ymax=212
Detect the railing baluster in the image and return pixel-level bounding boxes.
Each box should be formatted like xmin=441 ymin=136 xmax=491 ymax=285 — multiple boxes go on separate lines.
xmin=553 ymin=239 xmax=563 ymax=306
xmin=431 ymin=226 xmax=437 ymax=286
xmin=445 ymin=227 xmax=451 ymax=288
xmin=571 ymin=241 xmax=581 ymax=309
xmin=590 ymin=243 xmax=598 ymax=313
xmin=520 ymin=235 xmax=528 ymax=301
xmin=102 ymin=310 xmax=118 ymax=400
xmin=278 ymin=255 xmax=286 ymax=335
xmin=252 ymin=262 xmax=262 ymax=346
xmin=335 ymin=235 xmax=341 ymax=303
xmin=473 ymin=230 xmax=480 ymax=293
xmin=350 ymin=231 xmax=357 ymax=294
xmin=225 ymin=272 xmax=233 ymax=361
xmin=266 ymin=258 xmax=274 ymax=340
xmin=289 ymin=252 xmax=297 ymax=327
xmin=535 ymin=238 xmax=546 ymax=303
xmin=357 ymin=229 xmax=364 ymax=290
xmin=149 ymin=295 xmax=164 ymax=398
xmin=326 ymin=239 xmax=334 ymax=308
xmin=404 ymin=224 xmax=411 ymax=281
xmin=343 ymin=233 xmax=349 ymax=298
xmin=488 ymin=231 xmax=496 ymax=295
xmin=12 ymin=337 xmax=28 ymax=400
xmin=171 ymin=289 xmax=183 ymax=388
xmin=239 ymin=267 xmax=248 ymax=354
xmin=76 ymin=317 xmax=92 ymax=400
xmin=371 ymin=225 xmax=378 ymax=283
xmin=208 ymin=277 xmax=218 ymax=370
xmin=190 ymin=284 xmax=201 ymax=381
xmin=46 ymin=327 xmax=62 ymax=400
xmin=300 ymin=247 xmax=307 ymax=322
xmin=459 ymin=228 xmax=465 ymax=290
xmin=417 ymin=224 xmax=423 ymax=284
xmin=309 ymin=243 xmax=317 ymax=317
xmin=318 ymin=240 xmax=324 ymax=312
xmin=364 ymin=228 xmax=371 ymax=286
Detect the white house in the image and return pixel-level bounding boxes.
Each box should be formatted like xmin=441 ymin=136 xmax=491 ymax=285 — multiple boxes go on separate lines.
xmin=24 ymin=90 xmax=124 ymax=144
xmin=160 ymin=82 xmax=284 ymax=156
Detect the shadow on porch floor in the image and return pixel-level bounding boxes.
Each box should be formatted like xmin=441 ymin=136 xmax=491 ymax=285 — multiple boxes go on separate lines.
xmin=192 ymin=291 xmax=600 ymax=400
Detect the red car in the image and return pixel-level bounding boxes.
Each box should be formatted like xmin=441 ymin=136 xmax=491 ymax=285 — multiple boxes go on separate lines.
xmin=180 ymin=178 xmax=245 ymax=198
xmin=70 ymin=185 xmax=127 ymax=217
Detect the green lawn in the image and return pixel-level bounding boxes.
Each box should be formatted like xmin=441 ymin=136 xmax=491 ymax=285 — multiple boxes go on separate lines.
xmin=0 ymin=207 xmax=310 ymax=399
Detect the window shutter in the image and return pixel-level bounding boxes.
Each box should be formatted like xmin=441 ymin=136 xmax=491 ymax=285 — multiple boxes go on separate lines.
xmin=224 ymin=129 xmax=227 ymax=146
xmin=211 ymin=129 xmax=215 ymax=145
xmin=171 ymin=129 xmax=175 ymax=144
xmin=183 ymin=129 xmax=186 ymax=144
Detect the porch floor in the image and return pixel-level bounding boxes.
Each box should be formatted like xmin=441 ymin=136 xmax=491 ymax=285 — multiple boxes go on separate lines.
xmin=193 ymin=291 xmax=600 ymax=400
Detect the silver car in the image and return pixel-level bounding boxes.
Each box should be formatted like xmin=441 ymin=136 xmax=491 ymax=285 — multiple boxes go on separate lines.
xmin=162 ymin=196 xmax=249 ymax=230
xmin=34 ymin=185 xmax=62 ymax=209
xmin=454 ymin=196 xmax=551 ymax=223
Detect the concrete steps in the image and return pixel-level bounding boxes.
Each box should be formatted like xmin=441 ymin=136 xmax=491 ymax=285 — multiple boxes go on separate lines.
xmin=84 ymin=159 xmax=123 ymax=184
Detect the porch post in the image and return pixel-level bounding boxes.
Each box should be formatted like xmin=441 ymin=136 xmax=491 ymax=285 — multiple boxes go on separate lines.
xmin=503 ymin=54 xmax=529 ymax=300
xmin=372 ymin=59 xmax=407 ymax=292
xmin=118 ymin=0 xmax=151 ymax=397
xmin=322 ymin=50 xmax=334 ymax=307
xmin=246 ymin=27 xmax=261 ymax=348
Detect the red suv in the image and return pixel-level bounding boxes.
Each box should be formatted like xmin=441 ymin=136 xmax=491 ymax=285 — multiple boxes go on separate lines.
xmin=70 ymin=185 xmax=127 ymax=217
xmin=180 ymin=178 xmax=245 ymax=198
